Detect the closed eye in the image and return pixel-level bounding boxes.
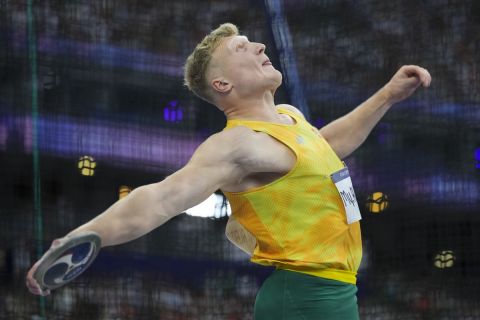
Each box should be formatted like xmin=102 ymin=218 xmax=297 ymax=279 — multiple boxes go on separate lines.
xmin=236 ymin=42 xmax=247 ymax=52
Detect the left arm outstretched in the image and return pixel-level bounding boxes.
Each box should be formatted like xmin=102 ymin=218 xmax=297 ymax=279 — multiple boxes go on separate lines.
xmin=318 ymin=65 xmax=431 ymax=159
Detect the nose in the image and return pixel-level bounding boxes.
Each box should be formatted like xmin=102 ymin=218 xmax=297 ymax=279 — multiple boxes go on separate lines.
xmin=256 ymin=43 xmax=266 ymax=55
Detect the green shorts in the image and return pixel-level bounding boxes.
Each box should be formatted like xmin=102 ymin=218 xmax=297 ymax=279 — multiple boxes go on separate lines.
xmin=254 ymin=269 xmax=359 ymax=320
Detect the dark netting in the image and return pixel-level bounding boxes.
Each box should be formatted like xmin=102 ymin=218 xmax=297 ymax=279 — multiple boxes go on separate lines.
xmin=1 ymin=0 xmax=479 ymax=319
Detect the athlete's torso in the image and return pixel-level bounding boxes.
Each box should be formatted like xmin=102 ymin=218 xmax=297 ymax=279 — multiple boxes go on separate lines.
xmin=221 ymin=106 xmax=362 ymax=284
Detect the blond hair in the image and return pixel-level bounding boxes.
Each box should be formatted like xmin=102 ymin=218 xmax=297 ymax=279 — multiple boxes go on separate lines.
xmin=184 ymin=23 xmax=239 ymax=103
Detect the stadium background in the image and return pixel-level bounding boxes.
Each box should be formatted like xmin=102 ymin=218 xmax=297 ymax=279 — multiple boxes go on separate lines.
xmin=1 ymin=0 xmax=479 ymax=319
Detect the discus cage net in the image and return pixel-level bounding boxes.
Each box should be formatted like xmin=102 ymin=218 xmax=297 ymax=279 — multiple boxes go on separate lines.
xmin=0 ymin=0 xmax=479 ymax=319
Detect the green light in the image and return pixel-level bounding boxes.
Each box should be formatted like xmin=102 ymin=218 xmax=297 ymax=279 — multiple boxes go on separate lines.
xmin=27 ymin=0 xmax=46 ymax=317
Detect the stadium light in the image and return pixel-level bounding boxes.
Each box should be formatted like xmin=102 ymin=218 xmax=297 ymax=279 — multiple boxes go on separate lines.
xmin=185 ymin=194 xmax=231 ymax=218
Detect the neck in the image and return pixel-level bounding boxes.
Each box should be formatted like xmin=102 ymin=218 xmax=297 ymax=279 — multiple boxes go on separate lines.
xmin=221 ymin=91 xmax=281 ymax=122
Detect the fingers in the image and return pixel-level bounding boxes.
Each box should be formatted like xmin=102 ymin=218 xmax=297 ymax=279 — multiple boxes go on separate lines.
xmin=25 ymin=257 xmax=50 ymax=296
xmin=25 ymin=238 xmax=65 ymax=296
xmin=26 ymin=276 xmax=50 ymax=296
xmin=26 ymin=273 xmax=50 ymax=296
xmin=418 ymin=67 xmax=431 ymax=87
xmin=401 ymin=65 xmax=431 ymax=88
xmin=51 ymin=238 xmax=64 ymax=248
xmin=426 ymin=70 xmax=432 ymax=87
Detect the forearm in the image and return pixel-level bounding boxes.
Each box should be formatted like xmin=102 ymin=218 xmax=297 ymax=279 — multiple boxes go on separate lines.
xmin=63 ymin=137 xmax=243 ymax=247
xmin=319 ymin=86 xmax=393 ymax=159
xmin=67 ymin=185 xmax=174 ymax=247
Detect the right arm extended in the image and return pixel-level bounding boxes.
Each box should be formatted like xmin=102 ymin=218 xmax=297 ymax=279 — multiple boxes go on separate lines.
xmin=40 ymin=124 xmax=296 ymax=249
xmin=68 ymin=134 xmax=246 ymax=246
xmin=26 ymin=131 xmax=248 ymax=295
xmin=68 ymin=163 xmax=229 ymax=247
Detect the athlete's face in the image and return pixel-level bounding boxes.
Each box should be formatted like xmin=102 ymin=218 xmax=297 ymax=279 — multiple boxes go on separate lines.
xmin=211 ymin=35 xmax=282 ymax=97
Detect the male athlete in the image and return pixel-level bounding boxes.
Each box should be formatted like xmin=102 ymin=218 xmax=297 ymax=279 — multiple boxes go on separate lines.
xmin=27 ymin=23 xmax=431 ymax=319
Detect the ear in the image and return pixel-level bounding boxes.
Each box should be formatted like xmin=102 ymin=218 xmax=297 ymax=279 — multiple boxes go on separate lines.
xmin=211 ymin=78 xmax=233 ymax=94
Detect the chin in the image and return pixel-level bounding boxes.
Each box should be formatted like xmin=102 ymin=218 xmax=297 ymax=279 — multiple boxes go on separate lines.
xmin=271 ymin=71 xmax=283 ymax=89
xmin=275 ymin=70 xmax=283 ymax=84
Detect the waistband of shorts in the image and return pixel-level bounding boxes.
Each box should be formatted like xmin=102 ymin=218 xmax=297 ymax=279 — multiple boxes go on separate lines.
xmin=276 ymin=266 xmax=357 ymax=284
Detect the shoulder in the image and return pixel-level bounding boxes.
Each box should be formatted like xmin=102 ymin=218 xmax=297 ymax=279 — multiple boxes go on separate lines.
xmin=183 ymin=128 xmax=253 ymax=184
xmin=191 ymin=126 xmax=256 ymax=164
xmin=207 ymin=125 xmax=256 ymax=148
xmin=276 ymin=104 xmax=305 ymax=119
xmin=195 ymin=126 xmax=287 ymax=174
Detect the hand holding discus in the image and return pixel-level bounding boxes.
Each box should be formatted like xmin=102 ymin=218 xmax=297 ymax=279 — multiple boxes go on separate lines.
xmin=26 ymin=231 xmax=101 ymax=296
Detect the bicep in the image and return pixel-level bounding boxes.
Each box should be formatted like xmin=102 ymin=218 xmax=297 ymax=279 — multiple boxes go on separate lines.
xmin=159 ymin=164 xmax=227 ymax=214
xmin=145 ymin=130 xmax=251 ymax=217
xmin=148 ymin=157 xmax=242 ymax=218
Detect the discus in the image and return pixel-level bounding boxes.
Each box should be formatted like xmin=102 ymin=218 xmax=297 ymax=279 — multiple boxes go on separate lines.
xmin=33 ymin=231 xmax=101 ymax=290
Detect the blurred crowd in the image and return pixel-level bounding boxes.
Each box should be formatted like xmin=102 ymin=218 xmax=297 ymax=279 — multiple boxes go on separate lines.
xmin=1 ymin=263 xmax=479 ymax=319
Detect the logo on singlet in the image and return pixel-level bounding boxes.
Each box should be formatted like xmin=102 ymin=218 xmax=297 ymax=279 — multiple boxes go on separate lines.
xmin=296 ymin=135 xmax=305 ymax=144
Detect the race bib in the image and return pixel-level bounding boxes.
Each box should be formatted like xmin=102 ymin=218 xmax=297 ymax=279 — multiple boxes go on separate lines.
xmin=331 ymin=167 xmax=362 ymax=224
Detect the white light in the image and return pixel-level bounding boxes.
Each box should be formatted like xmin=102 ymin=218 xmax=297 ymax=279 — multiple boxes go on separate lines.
xmin=185 ymin=194 xmax=231 ymax=218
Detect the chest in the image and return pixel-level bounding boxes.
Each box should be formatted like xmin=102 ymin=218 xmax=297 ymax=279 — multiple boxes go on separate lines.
xmin=222 ymin=117 xmax=343 ymax=193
